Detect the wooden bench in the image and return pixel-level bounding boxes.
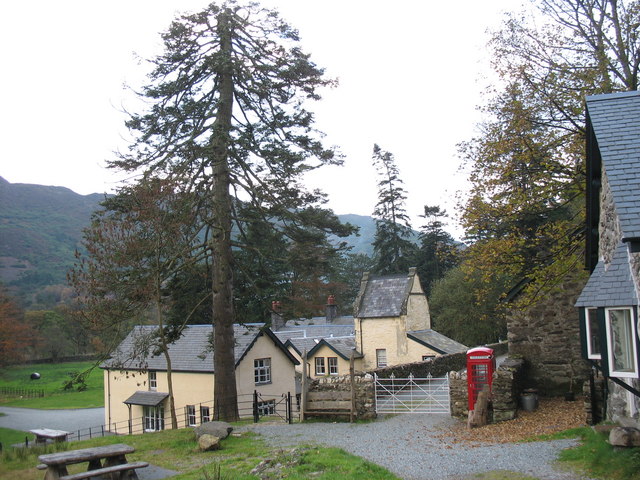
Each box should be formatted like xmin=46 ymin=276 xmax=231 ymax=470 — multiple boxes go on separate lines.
xmin=37 ymin=443 xmax=147 ymax=480
xmin=59 ymin=461 xmax=149 ymax=480
xmin=303 ymin=391 xmax=354 ymax=420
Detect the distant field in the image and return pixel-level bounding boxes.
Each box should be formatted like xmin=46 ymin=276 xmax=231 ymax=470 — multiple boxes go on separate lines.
xmin=0 ymin=361 xmax=103 ymax=409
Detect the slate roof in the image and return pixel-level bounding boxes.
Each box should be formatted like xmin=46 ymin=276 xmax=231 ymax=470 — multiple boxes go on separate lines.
xmin=586 ymin=91 xmax=640 ymax=240
xmin=355 ymin=273 xmax=413 ymax=318
xmin=407 ymin=330 xmax=468 ymax=355
xmin=102 ymin=323 xmax=297 ymax=373
xmin=575 ymin=243 xmax=639 ymax=307
xmin=307 ymin=336 xmax=362 ymax=360
xmin=274 ymin=324 xmax=356 ymax=357
xmin=123 ymin=391 xmax=168 ymax=406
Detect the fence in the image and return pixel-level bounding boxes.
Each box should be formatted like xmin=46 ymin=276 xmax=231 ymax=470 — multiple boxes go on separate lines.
xmin=0 ymin=387 xmax=45 ymax=399
xmin=8 ymin=391 xmax=294 ymax=448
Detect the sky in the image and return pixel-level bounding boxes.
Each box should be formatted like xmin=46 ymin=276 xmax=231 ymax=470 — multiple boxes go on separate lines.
xmin=0 ymin=0 xmax=521 ymax=238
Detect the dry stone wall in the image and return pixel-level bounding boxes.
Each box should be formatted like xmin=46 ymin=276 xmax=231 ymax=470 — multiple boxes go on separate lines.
xmin=305 ymin=373 xmax=376 ymax=420
xmin=507 ymin=272 xmax=590 ymax=396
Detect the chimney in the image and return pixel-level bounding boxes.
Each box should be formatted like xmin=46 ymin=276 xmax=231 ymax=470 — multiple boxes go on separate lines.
xmin=326 ymin=295 xmax=338 ymax=323
xmin=271 ymin=301 xmax=285 ymax=331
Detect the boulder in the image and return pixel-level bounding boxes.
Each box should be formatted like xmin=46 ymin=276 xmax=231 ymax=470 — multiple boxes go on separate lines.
xmin=609 ymin=427 xmax=640 ymax=447
xmin=198 ymin=434 xmax=221 ymax=451
xmin=194 ymin=421 xmax=233 ymax=440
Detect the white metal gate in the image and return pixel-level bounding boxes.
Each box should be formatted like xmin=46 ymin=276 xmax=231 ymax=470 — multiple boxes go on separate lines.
xmin=374 ymin=373 xmax=450 ymax=414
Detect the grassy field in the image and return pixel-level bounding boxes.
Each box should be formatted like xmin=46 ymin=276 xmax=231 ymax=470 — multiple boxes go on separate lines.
xmin=0 ymin=427 xmax=401 ymax=480
xmin=0 ymin=361 xmax=103 ymax=409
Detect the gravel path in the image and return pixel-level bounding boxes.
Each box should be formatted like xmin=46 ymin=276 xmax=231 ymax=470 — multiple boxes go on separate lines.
xmin=240 ymin=414 xmax=589 ymax=480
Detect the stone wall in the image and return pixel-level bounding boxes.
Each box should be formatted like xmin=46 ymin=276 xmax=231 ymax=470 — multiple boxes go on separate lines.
xmin=305 ymin=372 xmax=376 ymax=420
xmin=450 ymin=357 xmax=524 ymax=422
xmin=507 ymin=271 xmax=590 ymax=396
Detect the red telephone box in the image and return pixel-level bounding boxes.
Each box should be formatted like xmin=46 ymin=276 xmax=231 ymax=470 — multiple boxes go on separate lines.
xmin=467 ymin=347 xmax=495 ymax=411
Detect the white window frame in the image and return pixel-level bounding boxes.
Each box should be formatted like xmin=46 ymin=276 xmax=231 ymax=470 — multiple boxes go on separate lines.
xmin=422 ymin=354 xmax=436 ymax=361
xmin=254 ymin=358 xmax=271 ymax=384
xmin=315 ymin=357 xmax=326 ymax=375
xmin=585 ymin=307 xmax=601 ymax=360
xmin=143 ymin=405 xmax=164 ymax=432
xmin=186 ymin=405 xmax=197 ymax=427
xmin=328 ymin=357 xmax=338 ymax=375
xmin=200 ymin=406 xmax=210 ymax=423
xmin=376 ymin=349 xmax=387 ymax=368
xmin=148 ymin=371 xmax=157 ymax=390
xmin=605 ymin=307 xmax=638 ymax=378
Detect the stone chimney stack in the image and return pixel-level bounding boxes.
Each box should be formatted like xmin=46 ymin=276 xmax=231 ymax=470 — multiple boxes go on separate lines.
xmin=326 ymin=295 xmax=338 ymax=323
xmin=271 ymin=301 xmax=285 ymax=331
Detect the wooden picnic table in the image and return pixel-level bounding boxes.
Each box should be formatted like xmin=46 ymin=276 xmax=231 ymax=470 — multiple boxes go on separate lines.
xmin=37 ymin=443 xmax=148 ymax=480
xmin=29 ymin=428 xmax=70 ymax=444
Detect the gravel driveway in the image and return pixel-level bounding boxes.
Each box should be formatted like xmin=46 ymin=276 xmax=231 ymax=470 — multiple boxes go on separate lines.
xmin=240 ymin=414 xmax=589 ymax=480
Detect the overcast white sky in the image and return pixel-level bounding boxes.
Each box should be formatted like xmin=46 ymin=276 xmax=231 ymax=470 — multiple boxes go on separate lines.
xmin=0 ymin=0 xmax=522 ymax=238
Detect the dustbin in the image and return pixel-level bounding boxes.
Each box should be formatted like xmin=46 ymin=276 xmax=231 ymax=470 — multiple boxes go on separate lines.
xmin=520 ymin=389 xmax=538 ymax=412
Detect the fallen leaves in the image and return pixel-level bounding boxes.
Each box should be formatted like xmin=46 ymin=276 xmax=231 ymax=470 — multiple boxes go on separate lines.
xmin=438 ymin=396 xmax=586 ymax=445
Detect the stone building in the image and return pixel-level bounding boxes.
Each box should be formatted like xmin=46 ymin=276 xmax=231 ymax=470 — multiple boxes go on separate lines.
xmin=575 ymin=91 xmax=640 ymax=427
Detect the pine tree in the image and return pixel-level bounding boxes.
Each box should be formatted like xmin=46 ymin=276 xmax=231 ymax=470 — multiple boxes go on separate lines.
xmin=371 ymin=144 xmax=416 ymax=274
xmin=108 ymin=1 xmax=353 ymax=420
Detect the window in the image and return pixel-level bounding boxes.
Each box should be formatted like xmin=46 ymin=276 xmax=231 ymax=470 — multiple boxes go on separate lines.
xmin=328 ymin=357 xmax=338 ymax=375
xmin=376 ymin=349 xmax=387 ymax=368
xmin=422 ymin=355 xmax=436 ymax=361
xmin=257 ymin=399 xmax=275 ymax=416
xmin=148 ymin=371 xmax=157 ymax=390
xmin=254 ymin=358 xmax=271 ymax=384
xmin=315 ymin=357 xmax=326 ymax=375
xmin=143 ymin=406 xmax=164 ymax=432
xmin=605 ymin=307 xmax=638 ymax=377
xmin=200 ymin=406 xmax=210 ymax=423
xmin=186 ymin=405 xmax=196 ymax=426
xmin=586 ymin=308 xmax=601 ymax=359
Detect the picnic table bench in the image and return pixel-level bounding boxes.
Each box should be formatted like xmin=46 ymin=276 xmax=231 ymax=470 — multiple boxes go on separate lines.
xmin=37 ymin=443 xmax=148 ymax=480
xmin=30 ymin=428 xmax=70 ymax=444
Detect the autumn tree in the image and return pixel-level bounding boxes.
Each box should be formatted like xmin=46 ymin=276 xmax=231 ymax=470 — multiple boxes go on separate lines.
xmin=459 ymin=0 xmax=640 ymax=305
xmin=0 ymin=287 xmax=35 ymax=366
xmin=110 ymin=2 xmax=353 ymax=420
xmin=70 ymin=177 xmax=201 ymax=428
xmin=371 ymin=144 xmax=417 ymax=275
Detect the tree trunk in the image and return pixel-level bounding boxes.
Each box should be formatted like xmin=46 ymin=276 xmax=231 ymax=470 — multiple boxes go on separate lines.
xmin=211 ymin=9 xmax=239 ymax=422
xmin=156 ymin=283 xmax=178 ymax=429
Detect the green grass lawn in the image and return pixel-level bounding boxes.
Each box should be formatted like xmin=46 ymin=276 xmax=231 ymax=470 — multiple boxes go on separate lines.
xmin=0 ymin=427 xmax=402 ymax=480
xmin=0 ymin=361 xmax=103 ymax=408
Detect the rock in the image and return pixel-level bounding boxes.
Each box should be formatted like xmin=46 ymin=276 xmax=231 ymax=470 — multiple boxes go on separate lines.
xmin=194 ymin=421 xmax=233 ymax=440
xmin=198 ymin=434 xmax=221 ymax=451
xmin=609 ymin=427 xmax=640 ymax=447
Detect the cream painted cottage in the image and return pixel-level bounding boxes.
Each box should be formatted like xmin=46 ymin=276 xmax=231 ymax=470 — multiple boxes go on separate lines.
xmin=101 ymin=323 xmax=298 ymax=432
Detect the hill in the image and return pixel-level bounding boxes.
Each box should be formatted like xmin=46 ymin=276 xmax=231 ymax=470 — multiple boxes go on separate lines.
xmin=0 ymin=178 xmax=381 ymax=306
xmin=0 ymin=177 xmax=105 ymax=297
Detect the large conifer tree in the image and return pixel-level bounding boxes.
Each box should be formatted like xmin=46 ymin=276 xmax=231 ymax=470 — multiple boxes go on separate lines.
xmin=111 ymin=1 xmax=353 ymax=420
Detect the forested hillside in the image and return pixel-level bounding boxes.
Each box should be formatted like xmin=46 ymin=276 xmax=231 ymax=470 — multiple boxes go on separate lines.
xmin=0 ymin=177 xmax=380 ymax=307
xmin=0 ymin=177 xmax=105 ymax=304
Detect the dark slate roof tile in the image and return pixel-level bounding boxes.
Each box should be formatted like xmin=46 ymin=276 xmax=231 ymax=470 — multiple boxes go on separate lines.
xmin=102 ymin=323 xmax=278 ymax=372
xmin=575 ymin=243 xmax=638 ymax=307
xmin=356 ymin=273 xmax=412 ymax=318
xmin=586 ymin=91 xmax=640 ymax=239
xmin=407 ymin=329 xmax=468 ymax=355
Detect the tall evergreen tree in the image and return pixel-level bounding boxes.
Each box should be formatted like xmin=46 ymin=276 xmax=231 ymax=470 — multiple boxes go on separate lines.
xmin=371 ymin=144 xmax=416 ymax=274
xmin=109 ymin=2 xmax=353 ymax=420
xmin=415 ymin=205 xmax=459 ymax=296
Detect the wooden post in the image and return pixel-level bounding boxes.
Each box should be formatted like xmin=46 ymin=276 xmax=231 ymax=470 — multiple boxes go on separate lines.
xmin=301 ymin=350 xmax=308 ymax=421
xmin=350 ymin=353 xmax=356 ymax=423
